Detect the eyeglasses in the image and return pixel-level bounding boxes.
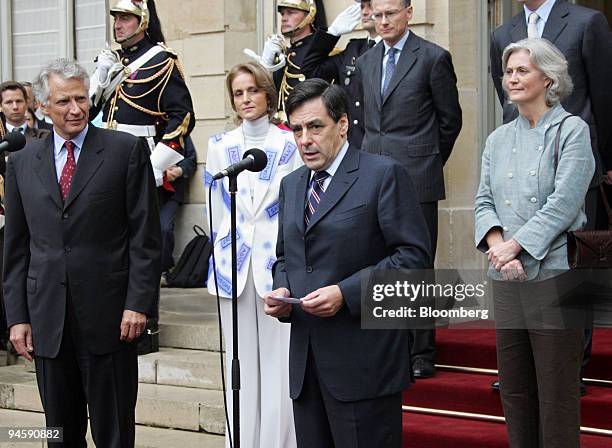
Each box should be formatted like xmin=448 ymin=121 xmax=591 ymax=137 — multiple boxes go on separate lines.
xmin=371 ymin=7 xmax=406 ymax=22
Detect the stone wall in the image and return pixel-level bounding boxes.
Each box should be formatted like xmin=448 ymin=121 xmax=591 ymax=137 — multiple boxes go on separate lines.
xmin=159 ymin=0 xmax=484 ymax=271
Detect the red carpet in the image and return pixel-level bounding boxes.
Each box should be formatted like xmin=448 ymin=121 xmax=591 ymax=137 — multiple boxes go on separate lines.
xmin=402 ymin=412 xmax=611 ymax=448
xmin=436 ymin=327 xmax=612 ymax=381
xmin=403 ymin=370 xmax=612 ymax=430
xmin=401 ymin=327 xmax=612 ymax=446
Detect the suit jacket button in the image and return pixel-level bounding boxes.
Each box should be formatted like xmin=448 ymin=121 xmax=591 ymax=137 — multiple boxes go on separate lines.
xmin=64 ymin=246 xmax=71 ymax=252
xmin=353 ymin=119 xmax=359 ymax=125
xmin=62 ymin=213 xmax=69 ymax=219
xmin=60 ymin=281 xmax=66 ymax=287
xmin=306 ymin=266 xmax=313 ymax=273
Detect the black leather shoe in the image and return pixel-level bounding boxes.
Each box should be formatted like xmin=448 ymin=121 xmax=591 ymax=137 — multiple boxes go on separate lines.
xmin=491 ymin=380 xmax=500 ymax=391
xmin=412 ymin=358 xmax=435 ymax=379
xmin=580 ymin=381 xmax=587 ymax=397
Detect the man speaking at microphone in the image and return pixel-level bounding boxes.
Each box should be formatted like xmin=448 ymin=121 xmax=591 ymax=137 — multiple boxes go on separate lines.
xmin=3 ymin=58 xmax=161 ymax=447
xmin=264 ymin=79 xmax=430 ymax=447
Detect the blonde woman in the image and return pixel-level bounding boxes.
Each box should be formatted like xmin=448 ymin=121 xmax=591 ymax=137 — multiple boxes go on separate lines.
xmin=205 ymin=61 xmax=300 ymax=448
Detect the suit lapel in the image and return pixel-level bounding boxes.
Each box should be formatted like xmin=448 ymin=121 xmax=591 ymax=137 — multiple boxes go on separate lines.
xmin=510 ymin=12 xmax=527 ymax=43
xmin=382 ymin=33 xmax=419 ymax=105
xmin=63 ymin=127 xmax=104 ymax=210
xmin=542 ymin=0 xmax=569 ymax=44
xmin=305 ymin=147 xmax=359 ymax=234
xmin=372 ymin=43 xmax=384 ymax=111
xmin=293 ymin=167 xmax=310 ymax=235
xmin=34 ymin=132 xmax=63 ymax=210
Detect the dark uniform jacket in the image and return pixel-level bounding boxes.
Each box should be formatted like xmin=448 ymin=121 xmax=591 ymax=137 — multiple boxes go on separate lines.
xmin=273 ymin=28 xmax=337 ymax=117
xmin=91 ymin=37 xmax=195 ymax=150
xmin=302 ymin=33 xmax=376 ymax=147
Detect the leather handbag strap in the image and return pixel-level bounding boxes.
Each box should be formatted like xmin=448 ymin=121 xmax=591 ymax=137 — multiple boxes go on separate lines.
xmin=552 ymin=114 xmax=612 ymax=228
xmin=552 ymin=114 xmax=574 ymax=174
xmin=600 ymin=184 xmax=612 ymax=228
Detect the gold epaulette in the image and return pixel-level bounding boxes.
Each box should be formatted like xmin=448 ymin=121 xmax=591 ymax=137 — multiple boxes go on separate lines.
xmin=328 ymin=46 xmax=344 ymax=57
xmin=157 ymin=42 xmax=178 ymax=58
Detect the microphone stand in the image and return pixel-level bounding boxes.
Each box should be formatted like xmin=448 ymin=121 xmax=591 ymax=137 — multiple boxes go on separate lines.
xmin=228 ymin=173 xmax=241 ymax=448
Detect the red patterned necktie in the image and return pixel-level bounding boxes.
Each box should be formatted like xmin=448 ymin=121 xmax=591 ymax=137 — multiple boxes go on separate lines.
xmin=59 ymin=140 xmax=76 ymax=202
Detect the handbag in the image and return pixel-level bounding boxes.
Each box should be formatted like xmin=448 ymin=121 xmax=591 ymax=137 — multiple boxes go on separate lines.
xmin=553 ymin=115 xmax=612 ymax=268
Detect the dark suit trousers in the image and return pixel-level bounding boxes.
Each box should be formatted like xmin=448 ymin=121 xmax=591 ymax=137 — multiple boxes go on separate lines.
xmin=292 ymin=348 xmax=403 ymax=448
xmin=159 ymin=197 xmax=180 ymax=273
xmin=409 ymin=201 xmax=438 ymax=363
xmin=34 ymin=294 xmax=138 ymax=448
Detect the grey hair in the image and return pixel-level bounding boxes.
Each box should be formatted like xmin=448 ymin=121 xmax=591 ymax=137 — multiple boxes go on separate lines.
xmin=502 ymin=38 xmax=573 ymax=107
xmin=33 ymin=58 xmax=90 ymax=106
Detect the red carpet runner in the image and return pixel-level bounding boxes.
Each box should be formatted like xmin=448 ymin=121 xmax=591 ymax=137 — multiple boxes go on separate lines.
xmin=402 ymin=328 xmax=612 ymax=447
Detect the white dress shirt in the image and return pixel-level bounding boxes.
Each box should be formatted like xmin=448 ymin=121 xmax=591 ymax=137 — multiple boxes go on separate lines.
xmin=53 ymin=125 xmax=88 ymax=181
xmin=523 ymin=0 xmax=557 ymax=38
xmin=307 ymin=140 xmax=349 ymax=197
xmin=381 ymin=30 xmax=411 ymax=94
xmin=5 ymin=122 xmax=27 ymax=134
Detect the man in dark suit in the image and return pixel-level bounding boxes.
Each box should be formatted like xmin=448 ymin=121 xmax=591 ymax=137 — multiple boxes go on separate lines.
xmin=356 ymin=0 xmax=462 ymax=378
xmin=264 ymin=79 xmax=430 ymax=447
xmin=0 ymin=81 xmax=49 ymax=143
xmin=3 ymin=59 xmax=161 ymax=447
xmin=490 ymin=0 xmax=612 ymax=393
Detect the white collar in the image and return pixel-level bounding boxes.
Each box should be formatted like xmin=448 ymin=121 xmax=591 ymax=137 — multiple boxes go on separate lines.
xmin=311 ymin=140 xmax=349 ymax=180
xmin=6 ymin=122 xmax=27 ymax=133
xmin=523 ymin=0 xmax=556 ymax=24
xmin=383 ymin=29 xmax=410 ymax=55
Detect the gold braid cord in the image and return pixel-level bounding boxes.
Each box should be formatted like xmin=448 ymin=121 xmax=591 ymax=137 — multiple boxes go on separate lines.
xmin=162 ymin=112 xmax=191 ymax=148
xmin=106 ymin=56 xmax=176 ymax=126
xmin=278 ymin=51 xmax=306 ymax=118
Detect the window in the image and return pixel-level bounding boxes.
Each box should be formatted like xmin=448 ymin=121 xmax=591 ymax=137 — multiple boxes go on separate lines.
xmin=3 ymin=0 xmax=107 ymax=83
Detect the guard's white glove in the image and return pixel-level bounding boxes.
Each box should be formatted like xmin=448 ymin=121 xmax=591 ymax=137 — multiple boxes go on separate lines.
xmin=328 ymin=3 xmax=361 ymax=36
xmin=243 ymin=34 xmax=286 ymax=73
xmin=96 ymin=49 xmax=120 ymax=83
xmin=90 ymin=48 xmax=125 ymax=107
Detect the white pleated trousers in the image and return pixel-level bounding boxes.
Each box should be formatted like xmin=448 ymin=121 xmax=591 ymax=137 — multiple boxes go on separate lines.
xmin=219 ymin=267 xmax=296 ymax=448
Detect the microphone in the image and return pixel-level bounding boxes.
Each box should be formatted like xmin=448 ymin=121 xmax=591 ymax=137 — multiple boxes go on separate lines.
xmin=0 ymin=131 xmax=27 ymax=152
xmin=213 ymin=148 xmax=268 ymax=180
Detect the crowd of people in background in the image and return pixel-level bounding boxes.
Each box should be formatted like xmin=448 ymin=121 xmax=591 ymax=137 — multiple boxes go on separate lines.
xmin=0 ymin=0 xmax=610 ymax=447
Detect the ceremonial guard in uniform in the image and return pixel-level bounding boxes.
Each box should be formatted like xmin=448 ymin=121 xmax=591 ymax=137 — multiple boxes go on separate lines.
xmin=245 ymin=0 xmax=336 ymax=118
xmin=90 ymin=0 xmax=194 ymax=187
xmin=301 ymin=1 xmax=378 ymax=146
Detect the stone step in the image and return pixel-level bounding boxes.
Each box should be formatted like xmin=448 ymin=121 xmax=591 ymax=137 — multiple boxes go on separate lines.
xmin=137 ymin=383 xmax=225 ymax=434
xmin=0 ymin=409 xmax=224 ymax=447
xmin=138 ymin=348 xmax=223 ymax=390
xmin=159 ymin=288 xmax=223 ymax=352
xmin=0 ymin=366 xmax=226 ymax=435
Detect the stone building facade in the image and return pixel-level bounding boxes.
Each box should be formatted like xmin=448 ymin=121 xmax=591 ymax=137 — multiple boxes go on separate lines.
xmin=1 ymin=0 xmax=609 ymax=271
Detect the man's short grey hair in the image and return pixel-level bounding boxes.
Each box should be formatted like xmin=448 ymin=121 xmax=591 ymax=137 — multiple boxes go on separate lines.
xmin=502 ymin=38 xmax=573 ymax=107
xmin=33 ymin=58 xmax=90 ymax=106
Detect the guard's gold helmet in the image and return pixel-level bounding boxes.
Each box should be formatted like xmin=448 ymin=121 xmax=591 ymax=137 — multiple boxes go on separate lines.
xmin=110 ymin=0 xmax=150 ymax=43
xmin=277 ymin=0 xmax=316 ymax=34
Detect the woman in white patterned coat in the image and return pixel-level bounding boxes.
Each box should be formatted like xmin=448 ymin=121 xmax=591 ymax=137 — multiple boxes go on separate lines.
xmin=204 ymin=61 xmax=300 ymax=448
